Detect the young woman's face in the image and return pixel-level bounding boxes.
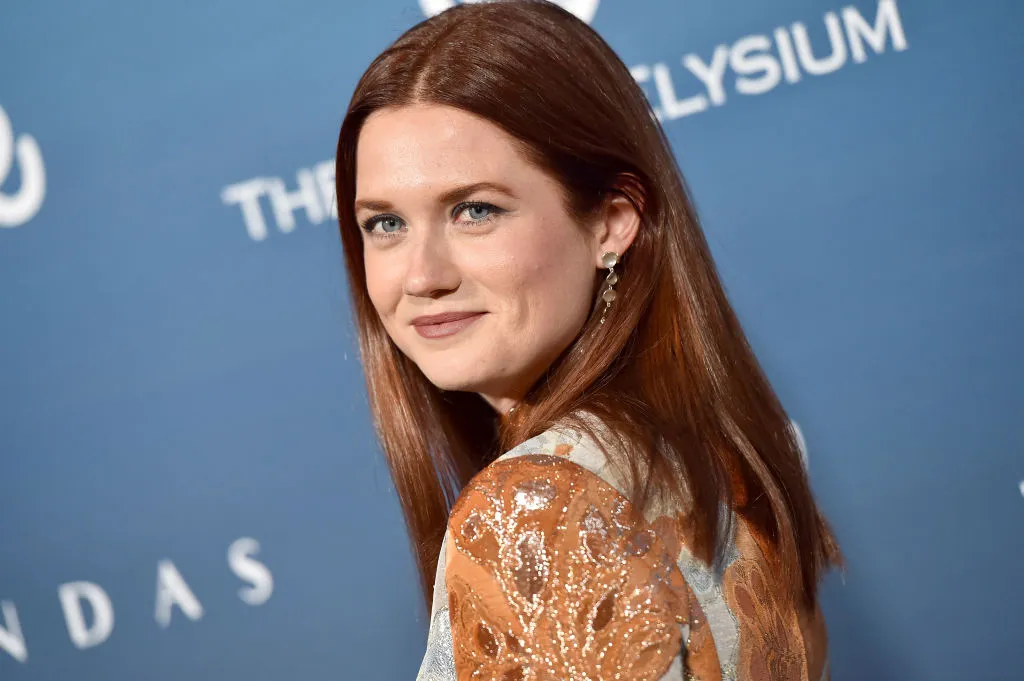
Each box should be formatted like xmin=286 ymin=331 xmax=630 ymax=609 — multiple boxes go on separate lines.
xmin=354 ymin=104 xmax=600 ymax=412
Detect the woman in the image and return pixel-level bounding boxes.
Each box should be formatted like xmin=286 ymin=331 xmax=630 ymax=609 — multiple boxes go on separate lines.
xmin=334 ymin=1 xmax=842 ymax=679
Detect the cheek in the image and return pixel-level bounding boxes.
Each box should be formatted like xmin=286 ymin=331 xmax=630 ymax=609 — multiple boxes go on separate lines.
xmin=503 ymin=225 xmax=594 ymax=322
xmin=362 ymin=252 xmax=403 ymax=319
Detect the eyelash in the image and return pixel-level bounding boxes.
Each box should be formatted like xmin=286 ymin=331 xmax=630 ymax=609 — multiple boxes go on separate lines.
xmin=359 ymin=201 xmax=505 ymax=238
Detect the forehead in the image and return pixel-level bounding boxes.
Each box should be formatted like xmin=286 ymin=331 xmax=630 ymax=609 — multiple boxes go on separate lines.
xmin=355 ymin=104 xmax=530 ymax=195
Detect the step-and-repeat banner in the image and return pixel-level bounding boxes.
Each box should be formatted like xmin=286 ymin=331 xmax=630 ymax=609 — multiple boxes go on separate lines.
xmin=2 ymin=1 xmax=1021 ymax=679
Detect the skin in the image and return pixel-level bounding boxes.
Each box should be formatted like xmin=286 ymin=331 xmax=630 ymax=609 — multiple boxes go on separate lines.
xmin=354 ymin=103 xmax=639 ymax=415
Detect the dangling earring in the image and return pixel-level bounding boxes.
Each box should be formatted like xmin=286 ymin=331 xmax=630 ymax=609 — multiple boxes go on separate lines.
xmin=599 ymin=251 xmax=619 ymax=325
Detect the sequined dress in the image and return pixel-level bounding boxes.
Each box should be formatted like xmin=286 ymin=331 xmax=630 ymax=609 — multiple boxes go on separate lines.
xmin=416 ymin=421 xmax=830 ymax=681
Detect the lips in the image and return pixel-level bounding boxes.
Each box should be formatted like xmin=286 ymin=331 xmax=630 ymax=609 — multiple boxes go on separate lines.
xmin=410 ymin=311 xmax=485 ymax=339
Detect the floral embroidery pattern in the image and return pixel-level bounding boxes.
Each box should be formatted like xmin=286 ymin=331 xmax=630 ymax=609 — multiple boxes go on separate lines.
xmin=724 ymin=523 xmax=806 ymax=681
xmin=417 ymin=425 xmax=832 ymax=681
xmin=446 ymin=454 xmax=690 ymax=681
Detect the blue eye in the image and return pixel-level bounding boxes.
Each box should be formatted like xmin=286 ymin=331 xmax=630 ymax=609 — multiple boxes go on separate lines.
xmin=464 ymin=204 xmax=490 ymax=220
xmin=454 ymin=202 xmax=503 ymax=223
xmin=361 ymin=214 xmax=405 ymax=236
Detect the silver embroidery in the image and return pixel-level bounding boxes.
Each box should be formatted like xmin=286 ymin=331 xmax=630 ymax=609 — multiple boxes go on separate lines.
xmin=415 ymin=604 xmax=457 ymax=681
xmin=512 ymin=478 xmax=557 ymax=511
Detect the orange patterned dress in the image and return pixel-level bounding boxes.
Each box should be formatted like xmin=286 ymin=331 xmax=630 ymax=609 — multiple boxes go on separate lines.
xmin=416 ymin=422 xmax=830 ymax=681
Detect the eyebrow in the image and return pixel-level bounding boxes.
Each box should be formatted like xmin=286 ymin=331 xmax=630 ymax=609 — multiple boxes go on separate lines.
xmin=354 ymin=181 xmax=518 ymax=213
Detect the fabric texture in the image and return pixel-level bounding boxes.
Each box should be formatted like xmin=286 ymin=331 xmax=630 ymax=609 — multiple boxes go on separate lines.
xmin=416 ymin=420 xmax=829 ymax=681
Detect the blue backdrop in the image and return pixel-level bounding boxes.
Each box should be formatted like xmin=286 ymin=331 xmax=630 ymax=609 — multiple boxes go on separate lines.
xmin=2 ymin=1 xmax=1022 ymax=679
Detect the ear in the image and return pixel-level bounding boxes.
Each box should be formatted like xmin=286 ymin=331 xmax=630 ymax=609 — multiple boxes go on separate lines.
xmin=590 ymin=190 xmax=641 ymax=268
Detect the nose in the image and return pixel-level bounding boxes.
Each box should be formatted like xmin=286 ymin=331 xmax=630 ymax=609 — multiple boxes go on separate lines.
xmin=402 ymin=228 xmax=460 ymax=299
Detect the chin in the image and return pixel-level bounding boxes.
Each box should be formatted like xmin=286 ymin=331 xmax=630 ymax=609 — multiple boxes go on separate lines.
xmin=422 ymin=374 xmax=490 ymax=395
xmin=415 ymin=359 xmax=488 ymax=394
xmin=417 ymin=356 xmax=515 ymax=399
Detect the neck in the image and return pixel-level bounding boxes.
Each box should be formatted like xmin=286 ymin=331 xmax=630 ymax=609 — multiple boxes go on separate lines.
xmin=478 ymin=393 xmax=520 ymax=416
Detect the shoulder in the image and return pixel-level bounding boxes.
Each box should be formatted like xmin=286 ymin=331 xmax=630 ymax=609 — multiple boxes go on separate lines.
xmin=448 ymin=421 xmax=660 ymax=565
xmin=449 ymin=418 xmax=690 ymax=568
xmin=443 ymin=424 xmax=694 ymax=680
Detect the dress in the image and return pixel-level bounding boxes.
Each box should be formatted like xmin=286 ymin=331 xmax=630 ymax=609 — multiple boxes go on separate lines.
xmin=416 ymin=420 xmax=830 ymax=681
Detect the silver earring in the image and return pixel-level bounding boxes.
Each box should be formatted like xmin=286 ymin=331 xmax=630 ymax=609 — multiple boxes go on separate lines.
xmin=599 ymin=251 xmax=619 ymax=325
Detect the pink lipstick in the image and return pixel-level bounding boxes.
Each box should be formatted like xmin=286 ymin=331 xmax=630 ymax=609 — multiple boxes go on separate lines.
xmin=410 ymin=311 xmax=485 ymax=339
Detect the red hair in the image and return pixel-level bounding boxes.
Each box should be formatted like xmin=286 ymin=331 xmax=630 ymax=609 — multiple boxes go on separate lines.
xmin=335 ymin=0 xmax=841 ymax=611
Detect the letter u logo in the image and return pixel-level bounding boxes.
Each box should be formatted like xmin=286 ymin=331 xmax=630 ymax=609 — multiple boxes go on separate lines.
xmin=0 ymin=104 xmax=46 ymax=228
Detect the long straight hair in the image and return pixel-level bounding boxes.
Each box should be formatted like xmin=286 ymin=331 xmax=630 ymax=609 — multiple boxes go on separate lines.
xmin=335 ymin=0 xmax=841 ymax=612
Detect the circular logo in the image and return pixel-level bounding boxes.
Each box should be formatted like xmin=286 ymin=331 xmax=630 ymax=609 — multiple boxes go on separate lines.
xmin=0 ymin=104 xmax=46 ymax=228
xmin=418 ymin=0 xmax=599 ymax=24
